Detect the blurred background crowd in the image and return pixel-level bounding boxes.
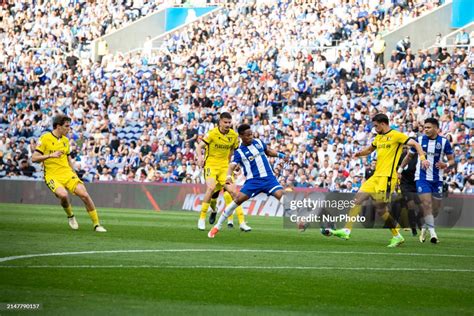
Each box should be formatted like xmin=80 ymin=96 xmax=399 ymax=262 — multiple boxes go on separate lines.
xmin=0 ymin=0 xmax=473 ymax=193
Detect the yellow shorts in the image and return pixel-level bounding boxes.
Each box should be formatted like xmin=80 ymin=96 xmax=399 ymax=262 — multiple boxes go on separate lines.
xmin=360 ymin=176 xmax=398 ymax=202
xmin=45 ymin=171 xmax=83 ymax=194
xmin=204 ymin=164 xmax=228 ymax=190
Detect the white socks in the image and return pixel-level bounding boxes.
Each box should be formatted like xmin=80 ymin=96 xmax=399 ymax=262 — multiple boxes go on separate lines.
xmin=424 ymin=214 xmax=436 ymax=236
xmin=216 ymin=201 xmax=238 ymax=230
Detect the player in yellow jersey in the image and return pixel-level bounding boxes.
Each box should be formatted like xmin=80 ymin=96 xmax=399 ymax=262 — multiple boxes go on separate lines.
xmin=327 ymin=114 xmax=429 ymax=247
xmin=32 ymin=114 xmax=106 ymax=232
xmin=195 ymin=112 xmax=251 ymax=231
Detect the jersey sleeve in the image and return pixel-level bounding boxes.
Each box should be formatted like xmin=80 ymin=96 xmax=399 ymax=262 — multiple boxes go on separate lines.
xmin=233 ymin=134 xmax=240 ymax=149
xmin=65 ymin=138 xmax=71 ymax=156
xmin=444 ymin=139 xmax=453 ymax=155
xmin=409 ymin=136 xmax=421 ymax=154
xmin=371 ymin=137 xmax=377 ymax=148
xmin=232 ymin=150 xmax=242 ymax=166
xmin=259 ymin=139 xmax=267 ymax=151
xmin=35 ymin=134 xmax=47 ymax=154
xmin=394 ymin=130 xmax=409 ymax=144
xmin=202 ymin=130 xmax=212 ymax=145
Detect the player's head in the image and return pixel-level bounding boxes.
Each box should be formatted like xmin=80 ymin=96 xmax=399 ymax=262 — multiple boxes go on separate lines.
xmin=237 ymin=124 xmax=253 ymax=145
xmin=424 ymin=118 xmax=439 ymax=138
xmin=218 ymin=112 xmax=232 ymax=134
xmin=371 ymin=113 xmax=390 ymax=134
xmin=52 ymin=114 xmax=71 ymax=135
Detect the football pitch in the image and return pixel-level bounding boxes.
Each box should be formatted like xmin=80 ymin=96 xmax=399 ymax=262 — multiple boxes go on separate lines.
xmin=0 ymin=203 xmax=472 ymax=315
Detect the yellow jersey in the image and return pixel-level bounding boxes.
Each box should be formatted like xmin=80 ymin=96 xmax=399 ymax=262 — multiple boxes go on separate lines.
xmin=371 ymin=129 xmax=409 ymax=177
xmin=35 ymin=132 xmax=72 ymax=176
xmin=202 ymin=127 xmax=239 ymax=167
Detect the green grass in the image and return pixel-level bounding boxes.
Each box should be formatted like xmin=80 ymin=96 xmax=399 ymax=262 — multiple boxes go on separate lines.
xmin=0 ymin=203 xmax=473 ymax=315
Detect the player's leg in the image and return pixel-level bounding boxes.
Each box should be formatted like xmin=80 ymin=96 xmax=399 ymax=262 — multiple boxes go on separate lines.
xmin=373 ymin=177 xmax=405 ymax=246
xmin=208 ymin=180 xmax=258 ymax=238
xmin=208 ymin=191 xmax=251 ymax=238
xmin=46 ymin=176 xmax=78 ymax=230
xmin=406 ymin=197 xmax=419 ymax=236
xmin=373 ymin=200 xmax=405 ymax=247
xmin=73 ymin=182 xmax=106 ymax=232
xmin=223 ymin=185 xmax=248 ymax=229
xmin=330 ymin=190 xmax=372 ymax=240
xmin=418 ymin=192 xmax=435 ymax=242
xmin=416 ymin=180 xmax=438 ymax=243
xmin=428 ymin=195 xmax=442 ymax=244
xmin=215 ymin=170 xmax=240 ymax=227
xmin=208 ymin=190 xmax=220 ymax=225
xmin=55 ymin=186 xmax=78 ymax=230
xmin=198 ymin=171 xmax=218 ymax=230
xmin=426 ymin=181 xmax=443 ymax=243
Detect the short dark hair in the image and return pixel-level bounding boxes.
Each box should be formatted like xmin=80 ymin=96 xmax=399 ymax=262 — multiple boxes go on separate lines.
xmin=372 ymin=113 xmax=389 ymax=125
xmin=220 ymin=112 xmax=232 ymax=120
xmin=424 ymin=117 xmax=439 ymax=128
xmin=52 ymin=114 xmax=71 ymax=129
xmin=237 ymin=124 xmax=251 ymax=135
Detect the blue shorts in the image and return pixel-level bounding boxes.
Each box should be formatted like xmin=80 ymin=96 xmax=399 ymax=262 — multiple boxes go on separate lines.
xmin=416 ymin=180 xmax=443 ymax=199
xmin=240 ymin=176 xmax=283 ymax=198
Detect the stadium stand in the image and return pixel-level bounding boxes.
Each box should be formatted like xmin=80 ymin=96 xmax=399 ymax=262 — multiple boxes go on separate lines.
xmin=0 ymin=0 xmax=472 ymax=193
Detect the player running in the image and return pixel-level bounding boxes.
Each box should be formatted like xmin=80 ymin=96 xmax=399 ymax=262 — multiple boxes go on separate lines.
xmin=208 ymin=124 xmax=287 ymax=238
xmin=327 ymin=114 xmax=429 ymax=247
xmin=195 ymin=112 xmax=250 ymax=232
xmin=32 ymin=114 xmax=106 ymax=232
xmin=398 ymin=118 xmax=454 ymax=244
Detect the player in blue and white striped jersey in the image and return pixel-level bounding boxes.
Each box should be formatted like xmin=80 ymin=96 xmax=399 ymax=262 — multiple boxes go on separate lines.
xmin=208 ymin=124 xmax=287 ymax=238
xmin=398 ymin=118 xmax=455 ymax=244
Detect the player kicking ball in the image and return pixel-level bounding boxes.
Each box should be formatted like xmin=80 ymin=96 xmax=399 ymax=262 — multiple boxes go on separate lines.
xmin=326 ymin=114 xmax=428 ymax=247
xmin=208 ymin=124 xmax=287 ymax=238
xmin=398 ymin=118 xmax=454 ymax=244
xmin=32 ymin=114 xmax=106 ymax=232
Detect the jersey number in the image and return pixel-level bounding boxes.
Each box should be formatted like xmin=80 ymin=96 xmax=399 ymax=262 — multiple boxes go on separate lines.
xmin=47 ymin=179 xmax=56 ymax=191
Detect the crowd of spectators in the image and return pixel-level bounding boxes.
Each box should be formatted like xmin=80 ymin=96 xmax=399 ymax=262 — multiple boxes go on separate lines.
xmin=1 ymin=0 xmax=473 ymax=194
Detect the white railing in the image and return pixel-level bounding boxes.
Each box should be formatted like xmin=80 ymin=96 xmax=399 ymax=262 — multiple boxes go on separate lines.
xmin=123 ymin=5 xmax=222 ymax=58
xmin=424 ymin=21 xmax=474 ymax=51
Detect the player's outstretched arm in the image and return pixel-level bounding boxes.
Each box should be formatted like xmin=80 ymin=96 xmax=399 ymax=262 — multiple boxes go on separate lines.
xmin=353 ymin=144 xmax=376 ymax=158
xmin=265 ymin=146 xmax=279 ymax=157
xmin=265 ymin=146 xmax=288 ymax=161
xmin=406 ymin=138 xmax=430 ymax=169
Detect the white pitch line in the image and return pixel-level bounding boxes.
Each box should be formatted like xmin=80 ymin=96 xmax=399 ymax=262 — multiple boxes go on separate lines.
xmin=0 ymin=249 xmax=473 ymax=264
xmin=0 ymin=265 xmax=472 ymax=272
xmin=1 ymin=249 xmax=473 ymax=263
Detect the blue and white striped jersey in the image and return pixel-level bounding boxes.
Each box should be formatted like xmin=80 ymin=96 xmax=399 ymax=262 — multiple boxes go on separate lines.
xmin=232 ymin=139 xmax=275 ymax=180
xmin=411 ymin=135 xmax=453 ymax=181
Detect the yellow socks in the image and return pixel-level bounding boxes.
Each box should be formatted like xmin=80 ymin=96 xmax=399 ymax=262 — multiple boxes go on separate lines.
xmin=210 ymin=199 xmax=217 ymax=212
xmin=223 ymin=191 xmax=245 ymax=223
xmin=88 ymin=209 xmax=100 ymax=226
xmin=381 ymin=212 xmax=400 ymax=236
xmin=63 ymin=205 xmax=74 ymax=217
xmin=200 ymin=202 xmax=210 ymax=220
